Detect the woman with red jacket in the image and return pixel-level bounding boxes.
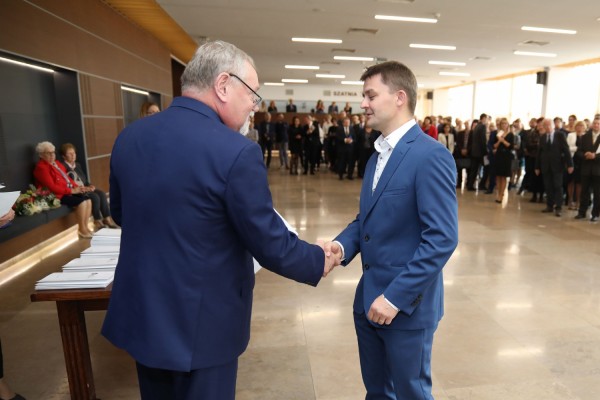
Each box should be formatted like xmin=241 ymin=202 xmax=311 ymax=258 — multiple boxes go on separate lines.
xmin=33 ymin=141 xmax=94 ymax=238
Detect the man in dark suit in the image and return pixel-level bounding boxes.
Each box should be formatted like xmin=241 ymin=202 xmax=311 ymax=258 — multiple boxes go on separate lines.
xmin=285 ymin=98 xmax=297 ymax=112
xmin=467 ymin=113 xmax=488 ymax=191
xmin=102 ymin=40 xmax=335 ymax=400
xmin=336 ymin=117 xmax=356 ymax=180
xmin=454 ymin=122 xmax=474 ymax=189
xmin=302 ymin=115 xmax=320 ymax=174
xmin=535 ymin=118 xmax=573 ymax=216
xmin=258 ymin=112 xmax=276 ymax=168
xmin=325 ymin=61 xmax=458 ymax=400
xmin=575 ymin=118 xmax=600 ymax=222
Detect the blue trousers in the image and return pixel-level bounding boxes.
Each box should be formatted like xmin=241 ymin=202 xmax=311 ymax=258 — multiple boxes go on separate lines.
xmin=354 ymin=312 xmax=436 ymax=400
xmin=136 ymin=358 xmax=238 ymax=400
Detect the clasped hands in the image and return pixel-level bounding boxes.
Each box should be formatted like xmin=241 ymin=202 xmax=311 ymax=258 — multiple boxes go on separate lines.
xmin=316 ymin=240 xmax=342 ymax=277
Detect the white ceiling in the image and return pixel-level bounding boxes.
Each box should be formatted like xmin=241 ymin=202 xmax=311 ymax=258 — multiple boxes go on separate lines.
xmin=158 ymin=0 xmax=600 ymax=90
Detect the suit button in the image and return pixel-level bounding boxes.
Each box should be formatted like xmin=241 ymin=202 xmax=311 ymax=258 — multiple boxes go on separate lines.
xmin=364 ymin=235 xmax=370 ymax=242
xmin=363 ymin=264 xmax=370 ymax=270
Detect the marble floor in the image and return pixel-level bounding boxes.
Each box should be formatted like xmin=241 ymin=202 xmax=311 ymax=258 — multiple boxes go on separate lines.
xmin=2 ymin=165 xmax=600 ymax=399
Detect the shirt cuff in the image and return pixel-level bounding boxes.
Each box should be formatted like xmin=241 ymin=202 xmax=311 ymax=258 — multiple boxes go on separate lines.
xmin=383 ymin=295 xmax=399 ymax=312
xmin=333 ymin=240 xmax=345 ymax=262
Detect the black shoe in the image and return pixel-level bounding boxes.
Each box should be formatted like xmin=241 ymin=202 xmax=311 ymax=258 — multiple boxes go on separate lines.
xmin=529 ymin=196 xmax=538 ymax=203
xmin=339 ymin=176 xmax=344 ymax=180
xmin=538 ymin=198 xmax=544 ymax=203
xmin=495 ymin=200 xmax=502 ymax=204
xmin=484 ymin=190 xmax=493 ymax=195
xmin=541 ymin=208 xmax=554 ymax=213
xmin=303 ymin=171 xmax=308 ymax=175
xmin=467 ymin=187 xmax=476 ymax=191
xmin=574 ymin=214 xmax=586 ymax=220
xmin=555 ymin=209 xmax=562 ymax=217
xmin=310 ymin=171 xmax=315 ymax=175
xmin=591 ymin=216 xmax=598 ymax=223
xmin=346 ymin=176 xmax=354 ymax=180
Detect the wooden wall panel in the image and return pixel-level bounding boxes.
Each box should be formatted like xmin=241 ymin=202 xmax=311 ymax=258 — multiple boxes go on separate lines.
xmin=87 ymin=156 xmax=111 ymax=193
xmin=0 ymin=0 xmax=171 ymax=95
xmin=80 ymin=75 xmax=123 ymax=117
xmin=83 ymin=117 xmax=123 ymax=157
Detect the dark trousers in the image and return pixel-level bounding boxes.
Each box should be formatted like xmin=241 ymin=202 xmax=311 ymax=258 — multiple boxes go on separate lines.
xmin=264 ymin=141 xmax=273 ymax=167
xmin=579 ymin=175 xmax=600 ymax=217
xmin=87 ymin=189 xmax=110 ymax=220
xmin=136 ymin=359 xmax=238 ymax=400
xmin=467 ymin=156 xmax=484 ymax=189
xmin=543 ymin=170 xmax=564 ymax=209
xmin=354 ymin=312 xmax=435 ymax=400
xmin=303 ymin=145 xmax=318 ymax=173
xmin=337 ymin=148 xmax=355 ymax=178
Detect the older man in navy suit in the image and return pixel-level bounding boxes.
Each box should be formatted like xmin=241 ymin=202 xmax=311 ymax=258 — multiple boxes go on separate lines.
xmin=325 ymin=61 xmax=458 ymax=399
xmin=102 ymin=41 xmax=335 ymax=400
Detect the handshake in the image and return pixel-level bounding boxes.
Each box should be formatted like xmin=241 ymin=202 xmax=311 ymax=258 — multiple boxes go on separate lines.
xmin=316 ymin=240 xmax=343 ymax=277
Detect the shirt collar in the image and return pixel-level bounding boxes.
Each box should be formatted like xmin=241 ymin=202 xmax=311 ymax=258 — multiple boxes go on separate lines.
xmin=374 ymin=119 xmax=416 ymax=153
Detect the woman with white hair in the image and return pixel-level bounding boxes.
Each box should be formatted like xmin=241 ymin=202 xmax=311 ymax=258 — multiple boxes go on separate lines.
xmin=33 ymin=141 xmax=94 ymax=238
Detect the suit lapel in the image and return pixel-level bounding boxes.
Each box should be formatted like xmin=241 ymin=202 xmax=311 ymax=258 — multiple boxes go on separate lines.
xmin=364 ymin=125 xmax=418 ymax=219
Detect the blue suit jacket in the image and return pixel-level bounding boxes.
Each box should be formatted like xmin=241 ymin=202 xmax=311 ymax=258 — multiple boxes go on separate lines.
xmin=102 ymin=97 xmax=324 ymax=371
xmin=335 ymin=124 xmax=458 ymax=330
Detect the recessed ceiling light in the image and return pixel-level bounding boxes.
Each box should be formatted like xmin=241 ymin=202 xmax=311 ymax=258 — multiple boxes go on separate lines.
xmin=341 ymin=81 xmax=364 ymax=85
xmin=264 ymin=82 xmax=284 ymax=86
xmin=292 ymin=37 xmax=343 ymax=44
xmin=334 ymin=56 xmax=375 ymax=61
xmin=316 ymin=74 xmax=346 ymax=79
xmin=285 ymin=65 xmax=319 ymax=70
xmin=282 ymin=79 xmax=308 ymax=83
xmin=521 ymin=26 xmax=576 ymax=35
xmin=439 ymin=71 xmax=470 ymax=77
xmin=410 ymin=44 xmax=456 ymax=51
xmin=428 ymin=60 xmax=466 ymax=66
xmin=375 ymin=15 xmax=437 ymax=23
xmin=514 ymin=50 xmax=557 ymax=58
xmin=0 ymin=56 xmax=54 ymax=73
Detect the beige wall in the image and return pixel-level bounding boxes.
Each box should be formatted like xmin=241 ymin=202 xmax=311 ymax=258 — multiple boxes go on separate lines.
xmin=0 ymin=0 xmax=174 ymax=191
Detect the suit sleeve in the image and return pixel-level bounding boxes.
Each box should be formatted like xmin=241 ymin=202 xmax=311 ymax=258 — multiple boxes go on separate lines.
xmin=225 ymin=144 xmax=324 ymax=286
xmin=383 ymin=146 xmax=458 ymax=315
xmin=109 ymin=154 xmax=122 ymax=225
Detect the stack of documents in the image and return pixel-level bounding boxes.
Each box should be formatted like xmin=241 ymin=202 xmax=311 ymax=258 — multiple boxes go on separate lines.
xmin=91 ymin=228 xmax=121 ymax=246
xmin=61 ymin=257 xmax=118 ymax=273
xmin=80 ymin=245 xmax=120 ymax=258
xmin=34 ymin=271 xmax=114 ymax=290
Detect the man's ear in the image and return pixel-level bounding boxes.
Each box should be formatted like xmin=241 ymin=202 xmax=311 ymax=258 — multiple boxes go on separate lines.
xmin=214 ymin=72 xmax=230 ymax=102
xmin=396 ymin=90 xmax=407 ymax=108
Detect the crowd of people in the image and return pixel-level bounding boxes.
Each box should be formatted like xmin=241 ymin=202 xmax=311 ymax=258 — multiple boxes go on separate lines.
xmin=248 ymin=102 xmax=600 ymax=222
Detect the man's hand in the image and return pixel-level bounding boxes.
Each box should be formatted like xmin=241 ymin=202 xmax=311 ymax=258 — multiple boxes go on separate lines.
xmin=316 ymin=240 xmax=342 ymax=277
xmin=567 ymin=166 xmax=574 ymax=174
xmin=535 ymin=168 xmax=540 ymax=176
xmin=585 ymin=151 xmax=596 ymax=160
xmin=367 ymin=295 xmax=398 ymax=325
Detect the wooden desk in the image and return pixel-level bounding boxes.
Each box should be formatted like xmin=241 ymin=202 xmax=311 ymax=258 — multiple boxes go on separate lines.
xmin=31 ymin=285 xmax=111 ymax=400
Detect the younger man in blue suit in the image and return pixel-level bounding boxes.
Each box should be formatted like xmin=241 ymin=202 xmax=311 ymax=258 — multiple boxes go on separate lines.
xmin=102 ymin=41 xmax=336 ymax=400
xmin=326 ymin=61 xmax=459 ymax=399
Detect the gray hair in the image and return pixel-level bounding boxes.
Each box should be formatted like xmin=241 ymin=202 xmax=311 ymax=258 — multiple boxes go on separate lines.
xmin=36 ymin=141 xmax=55 ymax=154
xmin=181 ymin=40 xmax=256 ymax=93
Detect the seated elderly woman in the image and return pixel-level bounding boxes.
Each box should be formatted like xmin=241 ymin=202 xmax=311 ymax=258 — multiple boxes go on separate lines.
xmin=60 ymin=143 xmax=118 ymax=230
xmin=33 ymin=141 xmax=94 ymax=239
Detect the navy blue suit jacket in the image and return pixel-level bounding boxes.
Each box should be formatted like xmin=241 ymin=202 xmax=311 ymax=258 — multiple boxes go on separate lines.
xmin=335 ymin=124 xmax=458 ymax=330
xmin=102 ymin=97 xmax=324 ymax=371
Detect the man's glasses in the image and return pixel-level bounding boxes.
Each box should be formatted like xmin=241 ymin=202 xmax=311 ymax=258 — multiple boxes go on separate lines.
xmin=229 ymin=73 xmax=262 ymax=106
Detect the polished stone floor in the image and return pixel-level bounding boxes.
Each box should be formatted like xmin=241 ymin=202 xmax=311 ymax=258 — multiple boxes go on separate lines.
xmin=1 ymin=164 xmax=600 ymax=399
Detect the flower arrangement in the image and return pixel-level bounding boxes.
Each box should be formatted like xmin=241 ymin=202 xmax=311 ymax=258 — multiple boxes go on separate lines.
xmin=13 ymin=185 xmax=61 ymax=216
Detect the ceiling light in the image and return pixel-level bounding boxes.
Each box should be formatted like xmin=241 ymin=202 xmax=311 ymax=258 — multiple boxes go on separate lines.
xmin=410 ymin=44 xmax=456 ymax=51
xmin=121 ymin=86 xmax=149 ymax=95
xmin=282 ymin=79 xmax=308 ymax=83
xmin=521 ymin=26 xmax=576 ymax=35
xmin=0 ymin=56 xmax=54 ymax=73
xmin=316 ymin=74 xmax=346 ymax=78
xmin=514 ymin=50 xmax=557 ymax=58
xmin=375 ymin=15 xmax=437 ymax=23
xmin=292 ymin=37 xmax=343 ymax=44
xmin=341 ymin=81 xmax=364 ymax=85
xmin=334 ymin=56 xmax=375 ymax=61
xmin=264 ymin=82 xmax=284 ymax=86
xmin=429 ymin=60 xmax=466 ymax=66
xmin=285 ymin=65 xmax=319 ymax=70
xmin=417 ymin=83 xmax=425 ymax=88
xmin=439 ymin=72 xmax=470 ymax=77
